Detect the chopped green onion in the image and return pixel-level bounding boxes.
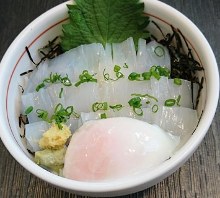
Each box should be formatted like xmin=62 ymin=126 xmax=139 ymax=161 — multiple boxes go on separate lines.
xmin=176 ymin=95 xmax=181 ymax=106
xmin=164 ymin=99 xmax=176 ymax=107
xmin=100 ymin=113 xmax=107 ymax=119
xmin=59 ymin=88 xmax=64 ymax=98
xmin=36 ymin=109 xmax=49 ymax=121
xmin=151 ymin=71 xmax=161 ymax=80
xmin=36 ymin=103 xmax=79 ymax=129
xmin=36 ymin=72 xmax=72 ymax=92
xmin=174 ymin=78 xmax=182 ymax=85
xmin=128 ymin=97 xmax=142 ymax=108
xmin=128 ymin=72 xmax=141 ymax=81
xmin=128 ymin=97 xmax=143 ymax=116
xmin=25 ymin=106 xmax=33 ymax=115
xmin=75 ymin=70 xmax=97 ymax=87
xmin=103 ymin=69 xmax=111 ymax=81
xmin=154 ymin=46 xmax=165 ymax=57
xmin=92 ymin=102 xmax=108 ymax=112
xmin=114 ymin=65 xmax=121 ymax=72
xmin=133 ymin=107 xmax=143 ymax=116
xmin=36 ymin=83 xmax=45 ymax=92
xmin=109 ymin=104 xmax=123 ymax=111
xmin=131 ymin=93 xmax=158 ymax=102
xmin=142 ymin=72 xmax=151 ymax=80
xmin=116 ymin=72 xmax=124 ymax=79
xmin=103 ymin=67 xmax=124 ymax=81
xmin=61 ymin=75 xmax=72 ymax=86
xmin=123 ymin=63 xmax=129 ymax=68
xmin=156 ymin=66 xmax=170 ymax=77
xmin=152 ymin=104 xmax=159 ymax=113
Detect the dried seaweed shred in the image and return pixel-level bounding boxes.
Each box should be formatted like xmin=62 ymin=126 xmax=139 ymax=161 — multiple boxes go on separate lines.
xmin=150 ymin=21 xmax=204 ymax=109
xmin=20 ymin=37 xmax=64 ymax=76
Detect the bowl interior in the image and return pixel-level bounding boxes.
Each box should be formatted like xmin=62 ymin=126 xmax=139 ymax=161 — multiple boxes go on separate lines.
xmin=0 ymin=0 xmax=218 ymax=196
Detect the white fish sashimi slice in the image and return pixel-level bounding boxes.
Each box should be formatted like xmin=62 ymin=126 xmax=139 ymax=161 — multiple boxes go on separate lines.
xmin=64 ymin=83 xmax=100 ymax=113
xmin=25 ymin=121 xmax=50 ymax=152
xmin=21 ymin=89 xmax=54 ymax=123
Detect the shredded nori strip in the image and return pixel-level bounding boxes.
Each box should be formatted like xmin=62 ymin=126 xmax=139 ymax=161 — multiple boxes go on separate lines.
xmin=27 ymin=149 xmax=35 ymax=155
xmin=150 ymin=21 xmax=204 ymax=109
xmin=20 ymin=37 xmax=64 ymax=76
xmin=19 ymin=114 xmax=29 ymax=138
xmin=19 ymin=85 xmax=24 ymax=93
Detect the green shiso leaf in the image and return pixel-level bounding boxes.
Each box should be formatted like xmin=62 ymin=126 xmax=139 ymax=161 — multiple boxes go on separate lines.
xmin=61 ymin=0 xmax=150 ymax=51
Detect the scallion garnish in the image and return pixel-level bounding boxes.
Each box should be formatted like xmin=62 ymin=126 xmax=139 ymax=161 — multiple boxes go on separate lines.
xmin=36 ymin=83 xmax=45 ymax=92
xmin=59 ymin=88 xmax=64 ymax=98
xmin=75 ymin=70 xmax=97 ymax=87
xmin=131 ymin=93 xmax=158 ymax=102
xmin=128 ymin=97 xmax=143 ymax=116
xmin=150 ymin=65 xmax=170 ymax=80
xmin=152 ymin=104 xmax=159 ymax=113
xmin=156 ymin=66 xmax=170 ymax=77
xmin=36 ymin=109 xmax=49 ymax=121
xmin=164 ymin=95 xmax=182 ymax=107
xmin=128 ymin=72 xmax=141 ymax=81
xmin=103 ymin=65 xmax=124 ymax=81
xmin=100 ymin=113 xmax=107 ymax=119
xmin=174 ymin=78 xmax=182 ymax=85
xmin=25 ymin=106 xmax=33 ymax=115
xmin=61 ymin=75 xmax=72 ymax=86
xmin=123 ymin=63 xmax=129 ymax=68
xmin=92 ymin=102 xmax=108 ymax=112
xmin=142 ymin=72 xmax=151 ymax=80
xmin=36 ymin=72 xmax=72 ymax=92
xmin=114 ymin=65 xmax=121 ymax=72
xmin=176 ymin=95 xmax=181 ymax=106
xmin=154 ymin=46 xmax=165 ymax=57
xmin=36 ymin=103 xmax=79 ymax=129
xmin=164 ymin=99 xmax=176 ymax=107
xmin=109 ymin=104 xmax=123 ymax=111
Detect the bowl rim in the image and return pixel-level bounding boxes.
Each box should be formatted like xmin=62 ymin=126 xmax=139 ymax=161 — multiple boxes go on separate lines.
xmin=0 ymin=0 xmax=219 ymax=196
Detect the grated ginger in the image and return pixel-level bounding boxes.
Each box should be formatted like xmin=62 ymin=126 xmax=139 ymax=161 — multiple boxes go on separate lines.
xmin=39 ymin=123 xmax=71 ymax=149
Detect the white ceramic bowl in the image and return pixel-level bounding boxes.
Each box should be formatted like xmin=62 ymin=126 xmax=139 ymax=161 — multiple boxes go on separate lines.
xmin=0 ymin=0 xmax=219 ymax=197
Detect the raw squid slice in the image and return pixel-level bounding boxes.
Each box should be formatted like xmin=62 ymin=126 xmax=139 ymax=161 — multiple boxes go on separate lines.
xmin=112 ymin=37 xmax=137 ymax=76
xmin=63 ymin=117 xmax=179 ymax=182
xmin=21 ymin=89 xmax=53 ymax=123
xmin=25 ymin=121 xmax=50 ymax=152
xmin=150 ymin=106 xmax=198 ymax=136
xmin=64 ymin=82 xmax=100 ymax=113
xmin=24 ymin=60 xmax=50 ymax=93
xmin=137 ymin=40 xmax=170 ymax=72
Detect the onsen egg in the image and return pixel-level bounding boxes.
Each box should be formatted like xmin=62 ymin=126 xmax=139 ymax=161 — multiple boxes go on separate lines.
xmin=63 ymin=117 xmax=179 ymax=182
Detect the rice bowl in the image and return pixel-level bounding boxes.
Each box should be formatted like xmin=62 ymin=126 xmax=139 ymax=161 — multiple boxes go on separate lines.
xmin=0 ymin=0 xmax=219 ymax=197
